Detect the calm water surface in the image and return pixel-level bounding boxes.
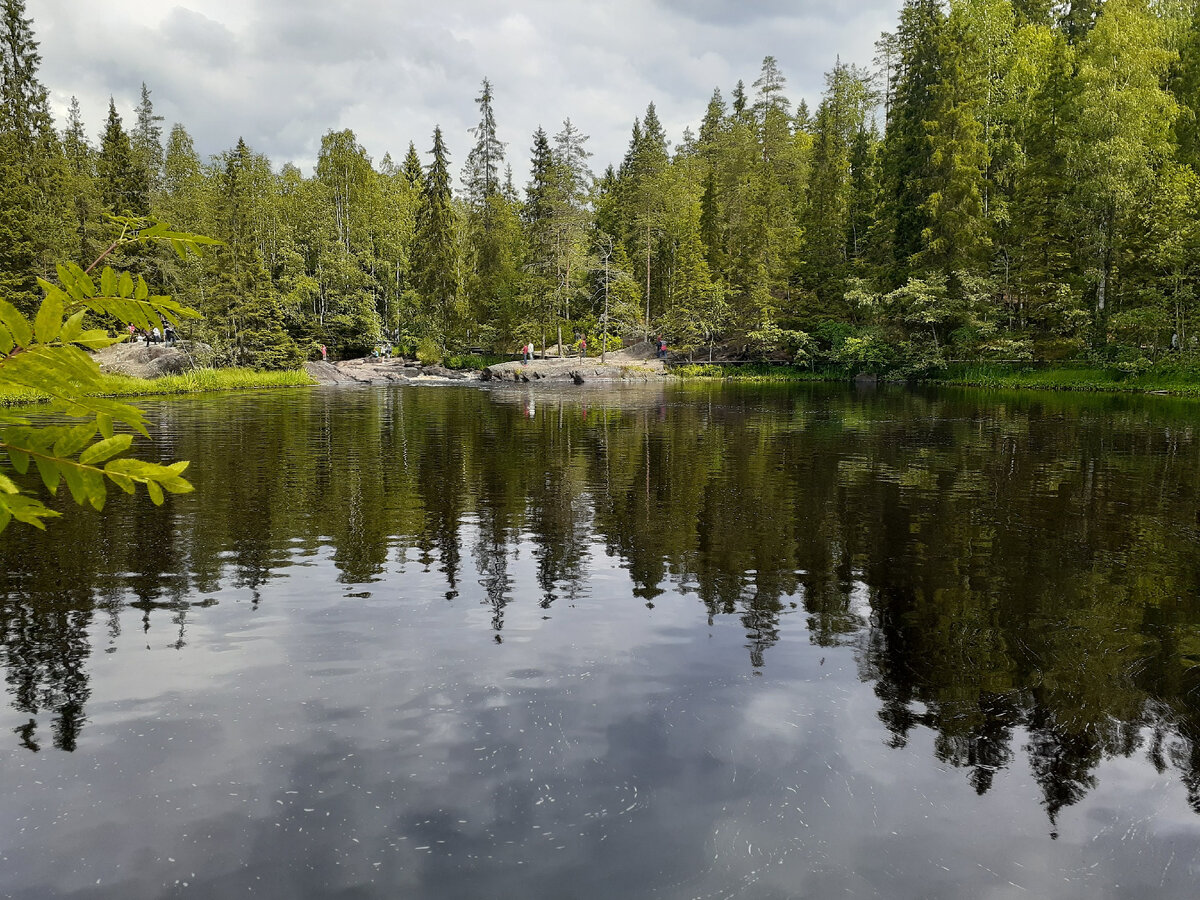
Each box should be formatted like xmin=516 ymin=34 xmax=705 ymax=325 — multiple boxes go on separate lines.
xmin=2 ymin=381 xmax=1200 ymax=898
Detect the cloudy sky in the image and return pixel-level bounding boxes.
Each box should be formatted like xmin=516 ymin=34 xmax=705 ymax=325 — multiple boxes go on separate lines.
xmin=34 ymin=0 xmax=900 ymax=181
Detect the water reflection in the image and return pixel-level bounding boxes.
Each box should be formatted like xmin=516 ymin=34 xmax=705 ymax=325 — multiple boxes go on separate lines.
xmin=2 ymin=381 xmax=1200 ymax=893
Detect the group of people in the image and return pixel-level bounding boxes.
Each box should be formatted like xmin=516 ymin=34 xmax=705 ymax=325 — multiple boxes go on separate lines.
xmin=516 ymin=335 xmax=669 ymax=363
xmin=127 ymin=322 xmax=176 ymax=345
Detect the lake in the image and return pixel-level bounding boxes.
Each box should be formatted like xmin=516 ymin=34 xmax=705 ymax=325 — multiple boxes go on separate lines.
xmin=2 ymin=380 xmax=1199 ymax=899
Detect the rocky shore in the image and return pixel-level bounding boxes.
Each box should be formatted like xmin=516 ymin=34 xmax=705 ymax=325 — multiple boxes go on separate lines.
xmin=306 ymin=342 xmax=669 ymax=386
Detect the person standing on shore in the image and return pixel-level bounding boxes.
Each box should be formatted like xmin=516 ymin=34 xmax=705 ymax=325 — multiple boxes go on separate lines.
xmin=579 ymin=336 xmax=587 ymax=360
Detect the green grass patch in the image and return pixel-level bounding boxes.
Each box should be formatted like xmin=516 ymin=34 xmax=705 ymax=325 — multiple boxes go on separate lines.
xmin=0 ymin=367 xmax=315 ymax=406
xmin=444 ymin=353 xmax=514 ymax=371
xmin=672 ymin=362 xmax=840 ymax=382
xmin=929 ymin=362 xmax=1200 ymax=396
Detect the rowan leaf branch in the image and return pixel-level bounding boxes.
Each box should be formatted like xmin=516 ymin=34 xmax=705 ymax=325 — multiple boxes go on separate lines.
xmin=0 ymin=217 xmax=220 ymax=533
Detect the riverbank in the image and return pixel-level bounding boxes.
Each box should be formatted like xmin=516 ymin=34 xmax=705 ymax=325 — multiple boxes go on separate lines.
xmin=0 ymin=367 xmax=315 ymax=406
xmin=668 ymin=360 xmax=1200 ymax=397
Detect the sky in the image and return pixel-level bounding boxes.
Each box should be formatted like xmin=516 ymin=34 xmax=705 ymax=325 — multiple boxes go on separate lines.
xmin=33 ymin=0 xmax=901 ymax=182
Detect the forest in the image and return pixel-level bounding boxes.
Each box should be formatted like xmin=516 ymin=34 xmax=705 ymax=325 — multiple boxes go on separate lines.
xmin=4 ymin=0 xmax=1200 ymax=373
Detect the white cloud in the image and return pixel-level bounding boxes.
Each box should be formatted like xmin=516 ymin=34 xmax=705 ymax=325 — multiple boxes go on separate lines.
xmin=34 ymin=0 xmax=901 ymax=181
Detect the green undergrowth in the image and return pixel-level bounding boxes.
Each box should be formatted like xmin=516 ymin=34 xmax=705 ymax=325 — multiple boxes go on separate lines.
xmin=929 ymin=362 xmax=1200 ymax=396
xmin=444 ymin=353 xmax=513 ymax=371
xmin=672 ymin=363 xmax=841 ymax=382
xmin=672 ymin=359 xmax=1200 ymax=396
xmin=0 ymin=367 xmax=315 ymax=406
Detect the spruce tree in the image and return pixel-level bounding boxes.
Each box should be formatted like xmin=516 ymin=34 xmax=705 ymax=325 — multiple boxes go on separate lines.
xmin=0 ymin=0 xmax=67 ymax=312
xmin=878 ymin=0 xmax=946 ymax=282
xmin=61 ymin=96 xmax=102 ymax=262
xmin=917 ymin=7 xmax=991 ymax=274
xmin=524 ymin=127 xmax=556 ymax=348
xmin=97 ymin=98 xmax=148 ymax=216
xmin=698 ymin=88 xmax=727 ymax=152
xmin=0 ymin=0 xmax=53 ymax=153
xmin=413 ymin=127 xmax=460 ymax=345
xmin=401 ymin=141 xmax=424 ymax=190
xmin=131 ymin=82 xmax=165 ymax=196
xmin=211 ymin=136 xmax=300 ymax=368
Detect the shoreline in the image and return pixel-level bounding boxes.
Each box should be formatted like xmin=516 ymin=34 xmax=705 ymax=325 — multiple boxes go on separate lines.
xmin=7 ymin=359 xmax=1200 ymax=408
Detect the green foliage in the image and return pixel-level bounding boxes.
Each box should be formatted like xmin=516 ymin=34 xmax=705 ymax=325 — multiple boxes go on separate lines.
xmin=0 ymin=216 xmax=218 ymax=531
xmin=5 ymin=1 xmax=1200 ymax=391
xmin=416 ymin=336 xmax=443 ymax=366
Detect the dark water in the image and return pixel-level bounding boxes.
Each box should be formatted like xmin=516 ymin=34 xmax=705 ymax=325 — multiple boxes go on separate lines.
xmin=2 ymin=381 xmax=1200 ymax=899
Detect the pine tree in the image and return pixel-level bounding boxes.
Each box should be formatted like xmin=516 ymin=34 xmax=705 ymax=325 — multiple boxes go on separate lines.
xmin=463 ymin=77 xmax=505 ymax=207
xmin=753 ymin=55 xmax=790 ymax=116
xmin=413 ymin=126 xmax=461 ymax=344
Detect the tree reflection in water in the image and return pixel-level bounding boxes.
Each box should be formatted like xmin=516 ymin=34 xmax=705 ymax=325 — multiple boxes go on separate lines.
xmin=2 ymin=381 xmax=1200 ymax=827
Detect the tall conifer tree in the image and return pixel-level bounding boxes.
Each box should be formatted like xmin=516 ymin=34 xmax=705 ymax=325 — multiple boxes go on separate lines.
xmin=414 ymin=127 xmax=460 ymax=344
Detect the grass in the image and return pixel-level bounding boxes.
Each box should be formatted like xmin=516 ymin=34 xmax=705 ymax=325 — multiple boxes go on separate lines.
xmin=0 ymin=367 xmax=315 ymax=407
xmin=670 ymin=358 xmax=1200 ymax=397
xmin=671 ymin=362 xmax=842 ymax=382
xmin=444 ymin=353 xmax=514 ymax=371
xmin=928 ymin=362 xmax=1200 ymax=396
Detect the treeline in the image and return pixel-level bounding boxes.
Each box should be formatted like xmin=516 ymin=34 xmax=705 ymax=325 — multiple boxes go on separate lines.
xmin=4 ymin=0 xmax=1200 ymax=370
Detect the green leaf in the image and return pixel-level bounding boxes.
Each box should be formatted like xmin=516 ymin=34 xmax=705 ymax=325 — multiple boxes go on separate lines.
xmin=105 ymin=469 xmax=135 ymax=494
xmin=100 ymin=267 xmax=118 ymax=297
xmin=0 ymin=493 xmax=60 ymax=532
xmin=0 ymin=472 xmax=17 ymax=493
xmin=0 ymin=300 xmax=32 ymax=348
xmin=146 ymin=480 xmax=164 ymax=505
xmin=118 ymin=271 xmax=134 ymax=298
xmin=97 ymin=413 xmax=114 ymax=439
xmin=79 ymin=434 xmax=132 ymax=465
xmin=33 ymin=455 xmax=61 ymax=494
xmin=81 ymin=468 xmax=106 ymax=510
xmin=34 ymin=290 xmax=63 ymax=344
xmin=135 ymin=276 xmax=149 ymax=301
xmin=8 ymin=447 xmax=30 ymax=474
xmin=76 ymin=267 xmax=97 ymax=298
xmin=59 ymin=464 xmax=85 ymax=504
xmin=52 ymin=422 xmax=98 ymax=458
xmin=60 ymin=309 xmax=86 ymax=344
xmin=56 ymin=263 xmax=81 ymax=299
xmin=0 ymin=322 xmax=13 ymax=355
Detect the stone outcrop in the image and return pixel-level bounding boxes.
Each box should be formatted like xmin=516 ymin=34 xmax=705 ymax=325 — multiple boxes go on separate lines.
xmin=304 ymin=357 xmax=474 ymax=385
xmin=94 ymin=340 xmax=212 ymax=378
xmin=481 ymin=344 xmax=667 ymax=384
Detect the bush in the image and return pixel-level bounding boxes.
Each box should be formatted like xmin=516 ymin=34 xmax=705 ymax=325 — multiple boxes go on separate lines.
xmin=416 ymin=337 xmax=442 ymax=366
